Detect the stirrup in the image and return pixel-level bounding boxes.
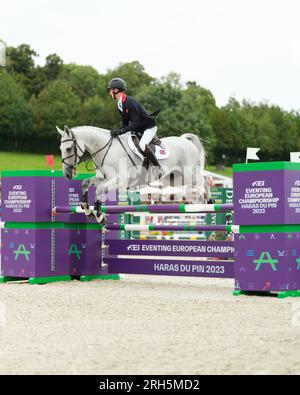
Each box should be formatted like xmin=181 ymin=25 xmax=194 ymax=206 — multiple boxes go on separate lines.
xmin=152 ymin=166 xmax=164 ymax=180
xmin=158 ymin=167 xmax=164 ymax=179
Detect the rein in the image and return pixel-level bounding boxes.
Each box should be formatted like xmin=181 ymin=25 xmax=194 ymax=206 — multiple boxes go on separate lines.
xmin=61 ymin=129 xmax=113 ymax=176
xmin=61 ymin=129 xmax=138 ymax=174
xmin=116 ymin=135 xmax=137 ymax=168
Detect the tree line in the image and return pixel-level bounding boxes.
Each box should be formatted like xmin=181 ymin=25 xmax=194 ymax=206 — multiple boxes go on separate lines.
xmin=1 ymin=43 xmax=300 ymax=165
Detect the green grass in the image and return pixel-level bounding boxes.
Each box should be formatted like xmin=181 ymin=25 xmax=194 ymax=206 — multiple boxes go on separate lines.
xmin=0 ymin=152 xmax=91 ymax=174
xmin=206 ymin=165 xmax=232 ymax=178
xmin=0 ymin=151 xmax=233 ymax=177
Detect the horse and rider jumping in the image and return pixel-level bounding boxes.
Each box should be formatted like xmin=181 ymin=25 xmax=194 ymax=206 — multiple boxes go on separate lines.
xmin=57 ymin=77 xmax=211 ymax=223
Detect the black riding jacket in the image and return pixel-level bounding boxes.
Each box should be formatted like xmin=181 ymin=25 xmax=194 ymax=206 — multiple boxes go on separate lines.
xmin=117 ymin=95 xmax=156 ymax=135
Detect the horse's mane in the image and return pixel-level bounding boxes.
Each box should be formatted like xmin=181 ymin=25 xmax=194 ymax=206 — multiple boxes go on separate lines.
xmin=72 ymin=126 xmax=110 ymax=134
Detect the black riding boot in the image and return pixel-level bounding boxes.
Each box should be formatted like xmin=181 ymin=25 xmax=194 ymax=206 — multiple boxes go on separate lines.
xmin=143 ymin=145 xmax=163 ymax=179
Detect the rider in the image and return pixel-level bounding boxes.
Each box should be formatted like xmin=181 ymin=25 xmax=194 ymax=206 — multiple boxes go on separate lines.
xmin=108 ymin=77 xmax=163 ymax=179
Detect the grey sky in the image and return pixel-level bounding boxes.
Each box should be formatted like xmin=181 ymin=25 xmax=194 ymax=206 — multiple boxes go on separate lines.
xmin=1 ymin=0 xmax=300 ymax=110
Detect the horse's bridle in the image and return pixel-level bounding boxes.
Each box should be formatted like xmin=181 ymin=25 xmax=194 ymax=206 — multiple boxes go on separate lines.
xmin=61 ymin=129 xmax=85 ymax=171
xmin=61 ymin=127 xmax=138 ymax=177
xmin=61 ymin=128 xmax=116 ymax=175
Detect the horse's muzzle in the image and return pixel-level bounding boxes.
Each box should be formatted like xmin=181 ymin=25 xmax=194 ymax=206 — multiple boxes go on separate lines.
xmin=64 ymin=168 xmax=75 ymax=180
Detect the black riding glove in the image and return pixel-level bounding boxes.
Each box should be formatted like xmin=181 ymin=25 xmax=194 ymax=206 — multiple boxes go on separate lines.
xmin=110 ymin=128 xmax=123 ymax=137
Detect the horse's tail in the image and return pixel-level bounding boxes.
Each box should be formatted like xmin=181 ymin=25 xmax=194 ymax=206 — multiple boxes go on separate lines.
xmin=181 ymin=133 xmax=206 ymax=169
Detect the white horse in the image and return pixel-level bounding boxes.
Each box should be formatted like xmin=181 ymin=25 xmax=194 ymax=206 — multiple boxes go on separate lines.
xmin=57 ymin=125 xmax=211 ymax=221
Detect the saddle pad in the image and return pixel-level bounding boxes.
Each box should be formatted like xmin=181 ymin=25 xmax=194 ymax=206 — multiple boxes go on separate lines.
xmin=128 ymin=134 xmax=170 ymax=160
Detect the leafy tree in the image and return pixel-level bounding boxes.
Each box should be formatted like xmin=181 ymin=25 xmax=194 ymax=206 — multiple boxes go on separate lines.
xmin=137 ymin=73 xmax=183 ymax=115
xmin=211 ymin=99 xmax=300 ymax=163
xmin=256 ymin=105 xmax=300 ymax=160
xmin=79 ymin=95 xmax=106 ymax=126
xmin=137 ymin=76 xmax=217 ymax=161
xmin=24 ymin=54 xmax=63 ymax=97
xmin=44 ymin=54 xmax=63 ymax=81
xmin=61 ymin=64 xmax=103 ymax=102
xmin=27 ymin=66 xmax=48 ymax=97
xmin=0 ymin=70 xmax=33 ymax=150
xmin=3 ymin=42 xmax=300 ymax=162
xmin=6 ymin=44 xmax=38 ymax=75
xmin=185 ymin=81 xmax=216 ymax=115
xmin=167 ymin=82 xmax=216 ymax=161
xmin=29 ymin=79 xmax=81 ymax=137
xmin=159 ymin=72 xmax=183 ymax=89
xmin=240 ymin=102 xmax=278 ymax=161
xmin=211 ymin=98 xmax=257 ymax=163
xmin=5 ymin=44 xmax=39 ymax=97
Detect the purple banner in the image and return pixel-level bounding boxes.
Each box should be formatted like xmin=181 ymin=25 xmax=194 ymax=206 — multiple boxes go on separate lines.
xmin=67 ymin=182 xmax=97 ymax=224
xmin=108 ymin=239 xmax=234 ymax=258
xmin=234 ymin=169 xmax=300 ymax=225
xmin=2 ymin=176 xmax=68 ymax=223
xmin=105 ymin=257 xmax=234 ymax=278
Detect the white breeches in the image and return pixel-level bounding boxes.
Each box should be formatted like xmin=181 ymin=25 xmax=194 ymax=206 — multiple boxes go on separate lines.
xmin=139 ymin=126 xmax=158 ymax=151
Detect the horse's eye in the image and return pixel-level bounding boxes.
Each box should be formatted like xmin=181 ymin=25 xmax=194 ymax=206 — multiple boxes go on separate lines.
xmin=66 ymin=147 xmax=72 ymax=152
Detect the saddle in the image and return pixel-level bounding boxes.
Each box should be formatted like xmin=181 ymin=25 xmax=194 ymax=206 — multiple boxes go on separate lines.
xmin=131 ymin=134 xmax=162 ymax=156
xmin=128 ymin=133 xmax=170 ymax=162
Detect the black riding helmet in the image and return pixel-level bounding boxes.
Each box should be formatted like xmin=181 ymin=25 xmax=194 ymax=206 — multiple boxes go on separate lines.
xmin=107 ymin=78 xmax=127 ymax=92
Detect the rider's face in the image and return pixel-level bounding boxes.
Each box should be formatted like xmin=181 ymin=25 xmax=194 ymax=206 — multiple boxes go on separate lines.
xmin=109 ymin=88 xmax=118 ymax=99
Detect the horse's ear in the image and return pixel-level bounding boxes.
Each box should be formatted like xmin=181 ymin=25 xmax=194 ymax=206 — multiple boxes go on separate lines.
xmin=64 ymin=125 xmax=71 ymax=135
xmin=56 ymin=125 xmax=64 ymax=136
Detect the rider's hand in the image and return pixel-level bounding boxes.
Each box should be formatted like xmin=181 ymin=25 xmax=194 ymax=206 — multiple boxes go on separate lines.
xmin=110 ymin=128 xmax=122 ymax=137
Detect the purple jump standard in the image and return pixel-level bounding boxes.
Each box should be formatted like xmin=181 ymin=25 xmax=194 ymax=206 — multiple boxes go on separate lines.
xmin=233 ymin=162 xmax=300 ymax=298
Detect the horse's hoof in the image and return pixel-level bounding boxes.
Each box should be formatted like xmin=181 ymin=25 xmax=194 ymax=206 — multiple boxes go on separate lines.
xmin=81 ymin=202 xmax=91 ymax=213
xmin=95 ymin=213 xmax=107 ymax=225
xmin=85 ymin=208 xmax=94 ymax=217
xmin=81 ymin=202 xmax=94 ymax=217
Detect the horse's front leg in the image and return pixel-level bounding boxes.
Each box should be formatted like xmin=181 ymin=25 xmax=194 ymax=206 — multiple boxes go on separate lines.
xmin=81 ymin=176 xmax=102 ymax=217
xmin=81 ymin=178 xmax=90 ymax=211
xmin=94 ymin=176 xmax=119 ymax=224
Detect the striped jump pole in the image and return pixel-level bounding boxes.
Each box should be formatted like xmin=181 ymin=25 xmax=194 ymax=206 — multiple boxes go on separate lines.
xmin=0 ymin=221 xmax=239 ymax=233
xmin=52 ymin=203 xmax=234 ymax=215
xmin=106 ymin=224 xmax=239 ymax=233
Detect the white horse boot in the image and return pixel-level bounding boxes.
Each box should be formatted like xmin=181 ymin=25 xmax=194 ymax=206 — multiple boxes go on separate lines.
xmin=94 ymin=200 xmax=107 ymax=224
xmin=81 ymin=192 xmax=93 ymax=217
